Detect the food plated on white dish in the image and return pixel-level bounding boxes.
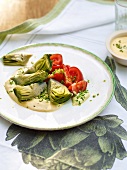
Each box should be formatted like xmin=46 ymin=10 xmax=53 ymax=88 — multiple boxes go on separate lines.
xmin=106 ymin=30 xmax=127 ymax=66
xmin=0 ymin=43 xmax=115 ymax=130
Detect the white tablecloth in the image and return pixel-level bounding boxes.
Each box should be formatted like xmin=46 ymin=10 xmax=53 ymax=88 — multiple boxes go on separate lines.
xmin=0 ymin=0 xmax=127 ymax=170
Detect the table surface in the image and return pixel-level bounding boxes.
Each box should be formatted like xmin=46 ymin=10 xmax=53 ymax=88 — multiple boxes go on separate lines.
xmin=0 ymin=0 xmax=58 ymax=31
xmin=0 ymin=0 xmax=127 ymax=170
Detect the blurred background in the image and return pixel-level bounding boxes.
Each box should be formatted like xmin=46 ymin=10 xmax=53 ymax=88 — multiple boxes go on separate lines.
xmin=0 ymin=0 xmax=58 ymax=31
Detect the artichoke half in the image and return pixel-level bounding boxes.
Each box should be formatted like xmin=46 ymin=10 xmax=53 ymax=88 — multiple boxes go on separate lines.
xmin=3 ymin=53 xmax=32 ymax=66
xmin=14 ymin=83 xmax=46 ymax=101
xmin=11 ymin=70 xmax=48 ymax=86
xmin=48 ymin=79 xmax=72 ymax=104
xmin=26 ymin=54 xmax=52 ymax=73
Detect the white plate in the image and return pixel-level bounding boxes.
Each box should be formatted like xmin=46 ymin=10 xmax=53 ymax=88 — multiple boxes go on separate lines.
xmin=0 ymin=43 xmax=115 ymax=130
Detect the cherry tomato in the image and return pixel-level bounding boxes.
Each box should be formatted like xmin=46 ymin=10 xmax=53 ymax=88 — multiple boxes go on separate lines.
xmin=63 ymin=64 xmax=72 ymax=87
xmin=68 ymin=80 xmax=88 ymax=93
xmin=50 ymin=54 xmax=63 ymax=65
xmin=50 ymin=64 xmax=63 ymax=73
xmin=69 ymin=66 xmax=83 ymax=83
xmin=48 ymin=73 xmax=65 ymax=82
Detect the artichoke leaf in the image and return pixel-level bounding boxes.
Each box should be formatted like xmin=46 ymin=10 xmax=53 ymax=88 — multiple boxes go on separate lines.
xmin=12 ymin=70 xmax=48 ymax=86
xmin=22 ymin=152 xmax=32 ymax=164
xmin=11 ymin=131 xmax=43 ymax=151
xmin=22 ymin=152 xmax=45 ymax=169
xmin=60 ymin=128 xmax=90 ymax=149
xmin=3 ymin=53 xmax=32 ymax=66
xmin=103 ymin=115 xmax=123 ymax=128
xmin=102 ymin=151 xmax=116 ymax=170
xmin=48 ymin=79 xmax=71 ymax=104
xmin=112 ymin=125 xmax=127 ymax=140
xmin=28 ymin=153 xmax=45 ymax=169
xmin=78 ymin=119 xmax=107 ymax=136
xmin=44 ymin=148 xmax=87 ymax=170
xmin=76 ymin=145 xmax=102 ymax=167
xmin=48 ymin=131 xmax=67 ymax=151
xmin=26 ymin=131 xmax=47 ymax=150
xmin=26 ymin=54 xmax=52 ymax=73
xmin=98 ymin=132 xmax=114 ymax=155
xmin=14 ymin=82 xmax=46 ymax=101
xmin=6 ymin=124 xmax=23 ymax=141
xmin=113 ymin=134 xmax=127 ymax=159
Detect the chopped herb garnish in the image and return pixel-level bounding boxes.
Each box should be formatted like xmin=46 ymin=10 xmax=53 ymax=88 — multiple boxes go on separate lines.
xmin=116 ymin=43 xmax=122 ymax=49
xmin=119 ymin=50 xmax=123 ymax=52
xmin=9 ymin=80 xmax=14 ymax=85
xmin=92 ymin=95 xmax=96 ymax=98
xmin=37 ymin=87 xmax=50 ymax=102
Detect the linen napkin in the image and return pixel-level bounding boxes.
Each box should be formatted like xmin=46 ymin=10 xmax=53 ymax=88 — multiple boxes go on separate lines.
xmin=0 ymin=0 xmax=115 ymax=37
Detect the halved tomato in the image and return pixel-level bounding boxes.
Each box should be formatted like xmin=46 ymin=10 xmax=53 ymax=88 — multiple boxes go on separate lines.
xmin=68 ymin=80 xmax=88 ymax=93
xmin=69 ymin=66 xmax=83 ymax=83
xmin=63 ymin=64 xmax=72 ymax=87
xmin=50 ymin=54 xmax=63 ymax=65
xmin=50 ymin=64 xmax=63 ymax=73
xmin=48 ymin=73 xmax=65 ymax=82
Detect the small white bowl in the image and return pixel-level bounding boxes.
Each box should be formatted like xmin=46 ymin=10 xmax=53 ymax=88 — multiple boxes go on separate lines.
xmin=106 ymin=30 xmax=127 ymax=66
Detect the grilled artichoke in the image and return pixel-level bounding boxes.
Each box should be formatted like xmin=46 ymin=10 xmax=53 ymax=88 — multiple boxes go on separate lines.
xmin=14 ymin=83 xmax=46 ymax=101
xmin=26 ymin=54 xmax=52 ymax=73
xmin=3 ymin=53 xmax=32 ymax=66
xmin=48 ymin=79 xmax=72 ymax=104
xmin=11 ymin=70 xmax=48 ymax=86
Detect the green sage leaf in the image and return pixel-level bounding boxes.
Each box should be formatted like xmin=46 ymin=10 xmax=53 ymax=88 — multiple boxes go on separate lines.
xmin=114 ymin=74 xmax=127 ymax=111
xmin=105 ymin=56 xmax=127 ymax=111
xmin=105 ymin=56 xmax=116 ymax=73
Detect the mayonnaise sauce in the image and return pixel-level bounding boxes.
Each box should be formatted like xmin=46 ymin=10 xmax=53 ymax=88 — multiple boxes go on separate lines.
xmin=111 ymin=37 xmax=127 ymax=58
xmin=4 ymin=68 xmax=62 ymax=112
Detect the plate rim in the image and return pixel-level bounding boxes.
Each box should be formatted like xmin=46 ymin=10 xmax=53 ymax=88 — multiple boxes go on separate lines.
xmin=0 ymin=43 xmax=115 ymax=130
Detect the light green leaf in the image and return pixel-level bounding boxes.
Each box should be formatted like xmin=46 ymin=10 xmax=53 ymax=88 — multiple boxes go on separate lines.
xmin=103 ymin=115 xmax=123 ymax=128
xmin=60 ymin=128 xmax=89 ymax=149
xmin=81 ymin=146 xmax=102 ymax=166
xmin=98 ymin=132 xmax=114 ymax=155
xmin=112 ymin=125 xmax=127 ymax=140
xmin=79 ymin=119 xmax=107 ymax=136
xmin=45 ymin=148 xmax=85 ymax=170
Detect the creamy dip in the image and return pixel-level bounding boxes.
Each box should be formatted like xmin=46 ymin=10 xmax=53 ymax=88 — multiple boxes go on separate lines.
xmin=5 ymin=68 xmax=62 ymax=112
xmin=111 ymin=37 xmax=127 ymax=58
